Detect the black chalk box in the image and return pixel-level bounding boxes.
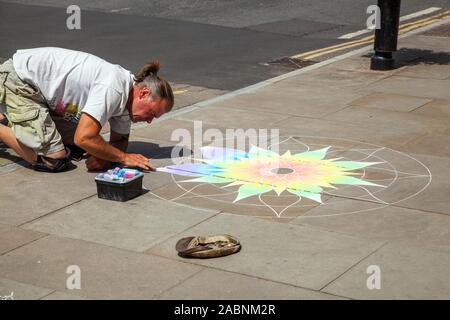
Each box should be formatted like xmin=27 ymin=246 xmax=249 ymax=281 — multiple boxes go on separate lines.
xmin=95 ymin=173 xmax=143 ymax=202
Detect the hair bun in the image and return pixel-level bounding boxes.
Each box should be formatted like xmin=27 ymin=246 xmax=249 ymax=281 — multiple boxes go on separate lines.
xmin=135 ymin=60 xmax=160 ymax=82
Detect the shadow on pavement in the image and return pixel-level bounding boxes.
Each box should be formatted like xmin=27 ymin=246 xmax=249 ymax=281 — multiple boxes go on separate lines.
xmin=0 ymin=146 xmax=22 ymax=164
xmin=363 ymin=48 xmax=450 ymax=67
xmin=127 ymin=141 xmax=192 ymax=160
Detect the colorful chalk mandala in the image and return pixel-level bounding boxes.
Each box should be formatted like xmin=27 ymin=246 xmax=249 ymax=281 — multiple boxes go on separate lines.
xmin=152 ymin=136 xmax=432 ymax=218
xmin=158 ymin=145 xmax=384 ymax=204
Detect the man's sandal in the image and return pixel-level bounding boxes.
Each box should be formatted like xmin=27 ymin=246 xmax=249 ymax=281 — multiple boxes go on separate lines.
xmin=176 ymin=234 xmax=241 ymax=259
xmin=65 ymin=144 xmax=86 ymax=162
xmin=32 ymin=147 xmax=72 ymax=173
xmin=0 ymin=113 xmax=10 ymax=126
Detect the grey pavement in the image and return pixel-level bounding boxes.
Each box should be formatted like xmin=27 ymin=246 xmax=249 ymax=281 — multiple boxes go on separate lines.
xmin=1 ymin=24 xmax=450 ymax=299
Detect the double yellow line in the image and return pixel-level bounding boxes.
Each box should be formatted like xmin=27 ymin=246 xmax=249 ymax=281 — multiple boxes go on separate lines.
xmin=292 ymin=10 xmax=450 ymax=60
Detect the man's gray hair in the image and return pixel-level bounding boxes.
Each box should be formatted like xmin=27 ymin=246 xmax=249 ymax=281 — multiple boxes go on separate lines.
xmin=134 ymin=60 xmax=174 ymax=111
xmin=137 ymin=75 xmax=160 ymax=100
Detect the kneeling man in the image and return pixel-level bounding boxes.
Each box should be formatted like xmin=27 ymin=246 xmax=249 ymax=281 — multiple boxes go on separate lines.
xmin=0 ymin=47 xmax=173 ymax=172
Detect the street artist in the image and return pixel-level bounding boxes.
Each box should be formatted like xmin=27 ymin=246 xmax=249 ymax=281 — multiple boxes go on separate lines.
xmin=0 ymin=47 xmax=174 ymax=172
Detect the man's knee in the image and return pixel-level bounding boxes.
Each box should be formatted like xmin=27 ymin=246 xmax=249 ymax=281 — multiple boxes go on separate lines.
xmin=32 ymin=147 xmax=72 ymax=173
xmin=45 ymin=148 xmax=68 ymax=159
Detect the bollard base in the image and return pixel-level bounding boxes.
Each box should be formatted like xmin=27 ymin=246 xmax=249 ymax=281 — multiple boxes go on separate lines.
xmin=370 ymin=51 xmax=395 ymax=70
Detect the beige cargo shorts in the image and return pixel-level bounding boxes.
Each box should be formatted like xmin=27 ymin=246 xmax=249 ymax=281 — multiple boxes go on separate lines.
xmin=0 ymin=59 xmax=75 ymax=155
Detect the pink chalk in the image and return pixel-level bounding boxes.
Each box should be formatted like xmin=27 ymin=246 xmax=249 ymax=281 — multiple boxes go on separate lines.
xmin=123 ymin=171 xmax=135 ymax=179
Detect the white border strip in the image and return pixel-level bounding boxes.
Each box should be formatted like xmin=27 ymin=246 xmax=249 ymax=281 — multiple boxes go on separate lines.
xmin=338 ymin=7 xmax=442 ymax=39
xmin=400 ymin=7 xmax=442 ymax=21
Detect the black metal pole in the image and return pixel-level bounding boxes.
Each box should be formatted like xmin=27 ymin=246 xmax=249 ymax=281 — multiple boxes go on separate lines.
xmin=370 ymin=0 xmax=401 ymax=70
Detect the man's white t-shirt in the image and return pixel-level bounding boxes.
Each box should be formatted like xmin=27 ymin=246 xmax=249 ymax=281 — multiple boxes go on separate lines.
xmin=12 ymin=47 xmax=134 ymax=134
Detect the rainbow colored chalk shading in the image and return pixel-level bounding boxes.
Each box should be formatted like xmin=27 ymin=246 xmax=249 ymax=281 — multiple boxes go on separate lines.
xmin=157 ymin=146 xmax=384 ymax=203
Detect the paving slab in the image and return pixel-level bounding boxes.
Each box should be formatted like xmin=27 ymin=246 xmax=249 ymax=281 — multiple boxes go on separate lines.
xmin=291 ymin=198 xmax=450 ymax=253
xmin=323 ymin=106 xmax=449 ymax=139
xmin=23 ymin=195 xmax=218 ymax=252
xmin=0 ymin=165 xmax=98 ymax=226
xmin=277 ymin=116 xmax=421 ymax=148
xmin=0 ymin=235 xmax=202 ymax=299
xmin=349 ymin=92 xmax=432 ymax=113
xmin=368 ymin=153 xmax=449 ymax=215
xmin=412 ymin=99 xmax=450 ymax=119
xmin=174 ymin=106 xmax=290 ymax=129
xmin=132 ymin=118 xmax=229 ymax=145
xmin=395 ymin=63 xmax=450 ymax=80
xmin=397 ymin=132 xmax=450 ymax=159
xmin=274 ymin=135 xmax=360 ymax=150
xmin=0 ymin=224 xmax=46 ymax=255
xmin=141 ymin=170 xmax=180 ymax=192
xmin=209 ymin=85 xmax=363 ymax=118
xmin=322 ymin=243 xmax=450 ymax=299
xmin=0 ymin=277 xmax=53 ymax=300
xmin=279 ymin=67 xmax=390 ymax=90
xmin=399 ymin=35 xmax=450 ymax=51
xmin=157 ymin=269 xmax=346 ymax=300
xmin=361 ymin=76 xmax=450 ymax=100
xmin=147 ymin=213 xmax=384 ymax=290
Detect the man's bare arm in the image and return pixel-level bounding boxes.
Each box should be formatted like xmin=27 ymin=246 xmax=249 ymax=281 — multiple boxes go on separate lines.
xmin=74 ymin=113 xmax=153 ymax=170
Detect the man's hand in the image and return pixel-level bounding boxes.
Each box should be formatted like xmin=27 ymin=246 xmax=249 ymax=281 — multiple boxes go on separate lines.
xmin=75 ymin=113 xmax=155 ymax=171
xmin=85 ymin=153 xmax=154 ymax=171
xmin=123 ymin=153 xmax=155 ymax=171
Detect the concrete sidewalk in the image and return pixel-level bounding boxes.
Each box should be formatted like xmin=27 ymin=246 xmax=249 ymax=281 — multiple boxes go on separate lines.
xmin=1 ymin=23 xmax=449 ymax=300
